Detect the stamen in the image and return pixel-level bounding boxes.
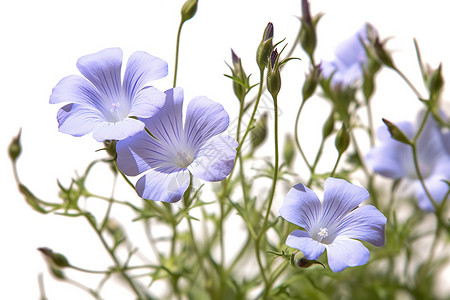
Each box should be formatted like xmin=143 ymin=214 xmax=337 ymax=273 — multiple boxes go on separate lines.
xmin=318 ymin=227 xmax=328 ymax=239
xmin=176 ymin=151 xmax=193 ymax=168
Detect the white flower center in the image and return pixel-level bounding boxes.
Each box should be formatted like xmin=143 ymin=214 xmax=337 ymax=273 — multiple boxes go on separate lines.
xmin=175 ymin=151 xmax=194 ymax=168
xmin=317 ymin=227 xmax=329 ymax=241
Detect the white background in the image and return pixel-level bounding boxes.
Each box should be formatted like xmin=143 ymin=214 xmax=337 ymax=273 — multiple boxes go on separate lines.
xmin=1 ymin=0 xmax=450 ymax=298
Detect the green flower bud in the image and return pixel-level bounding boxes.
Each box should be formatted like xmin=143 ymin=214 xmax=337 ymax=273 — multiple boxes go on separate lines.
xmin=302 ymin=65 xmax=321 ymax=101
xmin=299 ymin=0 xmax=321 ymax=57
xmin=283 ymin=134 xmax=296 ymax=168
xmin=256 ymin=23 xmax=274 ymax=70
xmin=382 ymin=118 xmax=412 ymax=145
xmin=38 ymin=247 xmax=70 ymax=268
xmin=181 ymin=0 xmax=198 ymax=23
xmin=251 ymin=112 xmax=268 ymax=150
xmin=374 ymin=37 xmax=394 ymax=68
xmin=267 ymin=49 xmax=281 ymax=98
xmin=335 ymin=123 xmax=350 ymax=154
xmin=8 ymin=129 xmax=22 ymax=162
xmin=230 ymin=49 xmax=247 ymax=101
xmin=428 ymin=63 xmax=444 ymax=98
xmin=322 ymin=111 xmax=335 ymax=139
xmin=296 ymin=256 xmax=325 ymax=269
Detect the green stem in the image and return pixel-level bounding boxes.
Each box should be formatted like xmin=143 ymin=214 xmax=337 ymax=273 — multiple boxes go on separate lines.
xmin=294 ymin=100 xmax=312 ymax=171
xmin=330 ymin=153 xmax=343 ymax=177
xmin=173 ymin=22 xmax=184 ymax=87
xmin=393 ymin=67 xmax=425 ymax=100
xmin=83 ymin=212 xmax=144 ymax=298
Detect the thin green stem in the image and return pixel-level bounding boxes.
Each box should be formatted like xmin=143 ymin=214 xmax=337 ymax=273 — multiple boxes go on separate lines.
xmin=294 ymin=100 xmax=312 ymax=171
xmin=173 ymin=22 xmax=184 ymax=87
xmin=330 ymin=153 xmax=343 ymax=177
xmin=393 ymin=67 xmax=425 ymax=100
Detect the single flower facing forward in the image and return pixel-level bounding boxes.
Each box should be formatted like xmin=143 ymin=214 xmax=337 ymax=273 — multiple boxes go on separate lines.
xmin=50 ymin=48 xmax=168 ymax=142
xmin=279 ymin=177 xmax=386 ymax=272
xmin=116 ymin=87 xmax=238 ymax=203
xmin=366 ymin=113 xmax=450 ymax=211
xmin=321 ymin=23 xmax=376 ymax=87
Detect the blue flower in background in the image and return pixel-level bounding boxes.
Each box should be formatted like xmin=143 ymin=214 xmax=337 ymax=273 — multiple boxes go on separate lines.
xmin=116 ymin=87 xmax=238 ymax=203
xmin=366 ymin=113 xmax=450 ymax=211
xmin=321 ymin=23 xmax=375 ymax=87
xmin=50 ymin=48 xmax=168 ymax=142
xmin=279 ymin=177 xmax=386 ymax=272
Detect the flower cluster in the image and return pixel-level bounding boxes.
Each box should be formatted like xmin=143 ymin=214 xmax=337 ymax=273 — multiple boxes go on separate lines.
xmin=50 ymin=48 xmax=238 ymax=203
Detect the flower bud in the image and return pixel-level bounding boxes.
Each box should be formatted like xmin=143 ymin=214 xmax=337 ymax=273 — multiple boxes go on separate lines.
xmin=267 ymin=49 xmax=281 ymax=98
xmin=230 ymin=49 xmax=247 ymax=101
xmin=302 ymin=65 xmax=321 ymax=101
xmin=256 ymin=23 xmax=274 ymax=70
xmin=335 ymin=123 xmax=350 ymax=154
xmin=38 ymin=247 xmax=70 ymax=268
xmin=382 ymin=118 xmax=412 ymax=145
xmin=8 ymin=129 xmax=22 ymax=162
xmin=283 ymin=134 xmax=296 ymax=168
xmin=322 ymin=111 xmax=335 ymax=139
xmin=428 ymin=63 xmax=444 ymax=98
xmin=251 ymin=112 xmax=268 ymax=150
xmin=181 ymin=0 xmax=198 ymax=23
xmin=374 ymin=37 xmax=394 ymax=68
xmin=296 ymin=256 xmax=325 ymax=269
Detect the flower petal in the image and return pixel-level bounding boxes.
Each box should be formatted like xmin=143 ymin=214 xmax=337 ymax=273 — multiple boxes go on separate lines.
xmin=129 ymin=86 xmax=166 ymax=118
xmin=116 ymin=131 xmax=178 ymax=176
xmin=188 ymin=135 xmax=238 ymax=181
xmin=326 ymin=238 xmax=370 ymax=272
xmin=334 ymin=24 xmax=367 ymax=68
xmin=321 ymin=178 xmax=369 ymax=227
xmin=142 ymin=88 xmax=184 ymax=146
xmin=76 ymin=48 xmax=123 ymax=103
xmin=56 ymin=103 xmax=104 ymax=137
xmin=123 ymin=51 xmax=168 ymax=100
xmin=184 ymin=96 xmax=230 ymax=151
xmin=286 ymin=230 xmax=325 ymax=260
xmin=366 ymin=121 xmax=414 ymax=178
xmin=336 ymin=205 xmax=386 ymax=247
xmin=49 ymin=75 xmax=105 ymax=109
xmin=136 ymin=168 xmax=190 ymax=203
xmin=92 ymin=118 xmax=145 ymax=142
xmin=415 ymin=173 xmax=450 ymax=211
xmin=279 ymin=183 xmax=321 ymax=231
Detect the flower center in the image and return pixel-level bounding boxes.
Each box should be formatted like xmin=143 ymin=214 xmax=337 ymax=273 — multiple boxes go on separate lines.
xmin=316 ymin=227 xmax=329 ymax=243
xmin=175 ymin=151 xmax=194 ymax=168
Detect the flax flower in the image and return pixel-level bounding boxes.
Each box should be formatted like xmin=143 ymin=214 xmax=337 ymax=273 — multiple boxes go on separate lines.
xmin=116 ymin=87 xmax=238 ymax=203
xmin=280 ymin=177 xmax=386 ymax=272
xmin=50 ymin=48 xmax=167 ymax=141
xmin=366 ymin=114 xmax=450 ymax=211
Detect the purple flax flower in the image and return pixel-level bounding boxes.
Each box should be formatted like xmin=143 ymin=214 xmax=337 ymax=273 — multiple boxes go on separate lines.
xmin=116 ymin=87 xmax=238 ymax=203
xmin=321 ymin=23 xmax=375 ymax=87
xmin=279 ymin=177 xmax=386 ymax=272
xmin=366 ymin=113 xmax=450 ymax=211
xmin=50 ymin=48 xmax=168 ymax=141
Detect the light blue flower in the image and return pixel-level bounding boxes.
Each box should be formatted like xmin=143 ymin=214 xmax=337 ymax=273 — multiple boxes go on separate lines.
xmin=321 ymin=23 xmax=375 ymax=87
xmin=116 ymin=87 xmax=238 ymax=203
xmin=50 ymin=48 xmax=168 ymax=142
xmin=366 ymin=113 xmax=450 ymax=211
xmin=279 ymin=177 xmax=386 ymax=272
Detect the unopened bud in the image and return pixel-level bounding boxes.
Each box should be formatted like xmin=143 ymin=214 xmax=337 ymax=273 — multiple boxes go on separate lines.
xmin=428 ymin=63 xmax=444 ymax=98
xmin=296 ymin=256 xmax=325 ymax=269
xmin=8 ymin=129 xmax=22 ymax=162
xmin=382 ymin=118 xmax=412 ymax=145
xmin=335 ymin=123 xmax=350 ymax=154
xmin=251 ymin=113 xmax=268 ymax=150
xmin=302 ymin=65 xmax=321 ymax=101
xmin=267 ymin=49 xmax=281 ymax=97
xmin=38 ymin=247 xmax=70 ymax=268
xmin=283 ymin=134 xmax=296 ymax=168
xmin=256 ymin=23 xmax=274 ymax=70
xmin=181 ymin=0 xmax=198 ymax=23
xmin=374 ymin=37 xmax=394 ymax=68
xmin=322 ymin=111 xmax=335 ymax=139
xmin=230 ymin=49 xmax=247 ymax=101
